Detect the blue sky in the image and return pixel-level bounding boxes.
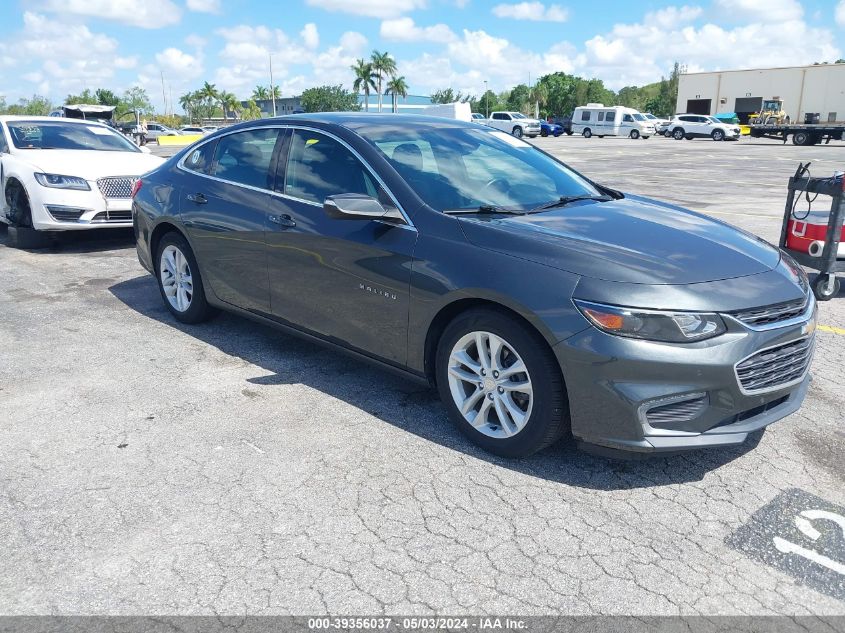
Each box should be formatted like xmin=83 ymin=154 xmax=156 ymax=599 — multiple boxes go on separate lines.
xmin=1 ymin=0 xmax=843 ymax=111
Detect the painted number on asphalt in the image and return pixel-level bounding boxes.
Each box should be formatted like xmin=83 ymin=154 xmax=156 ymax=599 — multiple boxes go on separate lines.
xmin=727 ymin=489 xmax=845 ymax=601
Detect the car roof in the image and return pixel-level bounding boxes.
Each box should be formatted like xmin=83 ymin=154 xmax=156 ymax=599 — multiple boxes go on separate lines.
xmin=217 ymin=112 xmax=481 ymax=136
xmin=0 ymin=115 xmax=109 ymax=125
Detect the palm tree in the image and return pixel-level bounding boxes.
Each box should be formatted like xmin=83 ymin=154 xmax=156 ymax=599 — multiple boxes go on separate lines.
xmin=220 ymin=91 xmax=241 ymax=122
xmin=350 ymin=58 xmax=376 ymax=112
xmin=370 ymin=50 xmax=397 ymax=112
xmin=252 ymin=85 xmax=269 ymax=101
xmin=385 ymin=76 xmax=409 ymax=114
xmin=178 ymin=92 xmax=197 ymax=121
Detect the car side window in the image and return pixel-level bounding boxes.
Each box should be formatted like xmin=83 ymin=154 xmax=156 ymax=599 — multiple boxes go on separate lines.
xmin=0 ymin=128 xmax=9 ymax=154
xmin=597 ymin=112 xmax=605 ymax=122
xmin=679 ymin=116 xmax=692 ymax=123
xmin=606 ymin=111 xmax=616 ymax=122
xmin=283 ymin=130 xmax=381 ymax=204
xmin=623 ymin=114 xmax=634 ymax=122
xmin=211 ymin=129 xmax=280 ymax=190
xmin=183 ymin=140 xmax=217 ymax=175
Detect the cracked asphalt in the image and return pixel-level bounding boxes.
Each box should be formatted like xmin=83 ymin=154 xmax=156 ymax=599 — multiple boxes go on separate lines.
xmin=1 ymin=135 xmax=844 ymax=616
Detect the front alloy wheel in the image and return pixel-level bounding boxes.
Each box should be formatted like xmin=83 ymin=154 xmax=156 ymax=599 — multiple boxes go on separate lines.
xmin=447 ymin=331 xmax=533 ymax=439
xmin=436 ymin=308 xmax=568 ymax=457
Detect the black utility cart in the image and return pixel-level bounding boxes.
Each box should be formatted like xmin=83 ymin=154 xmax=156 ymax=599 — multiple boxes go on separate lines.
xmin=779 ymin=163 xmax=845 ymax=300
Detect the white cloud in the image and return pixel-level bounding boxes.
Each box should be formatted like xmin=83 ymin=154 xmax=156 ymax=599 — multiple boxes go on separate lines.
xmin=186 ymin=0 xmax=221 ymax=13
xmin=41 ymin=0 xmax=181 ymax=28
xmin=380 ymin=17 xmax=456 ymax=43
xmin=305 ymin=0 xmax=427 ymax=18
xmin=492 ymin=2 xmax=568 ymax=22
xmin=114 ymin=56 xmax=139 ymax=69
xmin=644 ymin=5 xmax=702 ymax=29
xmin=155 ymin=47 xmax=202 ymax=80
xmin=19 ymin=12 xmax=117 ymax=59
xmin=836 ymin=0 xmax=845 ymax=26
xmin=714 ymin=0 xmax=802 ymax=23
xmin=301 ymin=23 xmax=319 ymax=49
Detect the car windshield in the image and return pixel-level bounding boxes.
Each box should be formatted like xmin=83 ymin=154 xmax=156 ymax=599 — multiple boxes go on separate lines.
xmin=644 ymin=114 xmax=656 ymax=119
xmin=6 ymin=120 xmax=140 ymax=152
xmin=633 ymin=113 xmax=646 ymax=121
xmin=361 ymin=123 xmax=601 ymax=212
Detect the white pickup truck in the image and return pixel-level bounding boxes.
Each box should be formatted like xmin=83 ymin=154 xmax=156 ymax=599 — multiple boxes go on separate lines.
xmin=483 ymin=111 xmax=542 ymax=138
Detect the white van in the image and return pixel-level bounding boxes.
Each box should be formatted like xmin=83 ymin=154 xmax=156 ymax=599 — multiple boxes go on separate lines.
xmin=571 ymin=104 xmax=655 ymax=139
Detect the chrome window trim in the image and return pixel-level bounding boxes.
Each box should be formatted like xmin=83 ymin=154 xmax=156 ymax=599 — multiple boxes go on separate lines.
xmin=733 ymin=334 xmax=815 ymax=396
xmin=722 ymin=293 xmax=816 ymax=332
xmin=176 ymin=124 xmax=415 ymax=229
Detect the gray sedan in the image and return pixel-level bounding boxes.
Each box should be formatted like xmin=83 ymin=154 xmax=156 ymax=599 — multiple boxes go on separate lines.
xmin=132 ymin=114 xmax=815 ymax=457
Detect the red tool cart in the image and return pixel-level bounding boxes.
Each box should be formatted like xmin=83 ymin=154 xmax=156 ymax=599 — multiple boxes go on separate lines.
xmin=780 ymin=163 xmax=845 ymax=301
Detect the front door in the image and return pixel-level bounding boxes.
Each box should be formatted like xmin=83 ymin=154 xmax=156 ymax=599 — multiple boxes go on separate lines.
xmin=179 ymin=128 xmax=283 ymax=313
xmin=265 ymin=128 xmax=416 ymax=365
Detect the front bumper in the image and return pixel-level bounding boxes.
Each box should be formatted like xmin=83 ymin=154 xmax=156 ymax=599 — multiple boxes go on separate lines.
xmin=554 ymin=297 xmax=816 ymax=453
xmin=31 ymin=186 xmax=134 ymax=231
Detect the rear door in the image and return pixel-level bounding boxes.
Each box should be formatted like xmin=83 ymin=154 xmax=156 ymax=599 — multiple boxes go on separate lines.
xmin=265 ymin=128 xmax=416 ymax=365
xmin=179 ymin=128 xmax=283 ymax=313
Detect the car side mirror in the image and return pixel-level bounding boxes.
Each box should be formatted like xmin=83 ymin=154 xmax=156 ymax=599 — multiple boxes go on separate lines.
xmin=324 ymin=193 xmax=405 ymax=223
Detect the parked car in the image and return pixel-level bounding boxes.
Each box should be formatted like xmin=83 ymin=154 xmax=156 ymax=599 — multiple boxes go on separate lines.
xmin=540 ymin=120 xmax=563 ymax=137
xmin=134 ymin=114 xmax=815 ymax=458
xmin=551 ymin=115 xmax=573 ymax=135
xmin=144 ymin=122 xmax=181 ymax=141
xmin=665 ymin=115 xmax=741 ymax=141
xmin=201 ymin=126 xmax=219 ymax=133
xmin=483 ymin=111 xmax=541 ymax=138
xmin=643 ymin=112 xmax=670 ymax=132
xmin=180 ymin=126 xmax=207 ymax=136
xmin=471 ymin=113 xmax=486 ymax=121
xmin=0 ymin=116 xmax=163 ymax=235
xmin=572 ymin=104 xmax=655 ymax=139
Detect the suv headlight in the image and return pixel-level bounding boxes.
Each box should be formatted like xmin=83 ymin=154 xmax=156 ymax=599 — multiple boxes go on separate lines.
xmin=34 ymin=173 xmax=90 ymax=191
xmin=575 ymin=300 xmax=726 ymax=343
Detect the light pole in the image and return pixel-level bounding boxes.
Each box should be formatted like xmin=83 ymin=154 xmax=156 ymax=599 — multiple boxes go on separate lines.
xmin=269 ymin=52 xmax=277 ymax=117
xmin=484 ymin=80 xmax=488 ymax=118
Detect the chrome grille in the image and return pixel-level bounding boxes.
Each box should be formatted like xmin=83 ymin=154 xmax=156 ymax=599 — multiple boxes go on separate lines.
xmin=96 ymin=176 xmax=138 ymax=199
xmin=735 ymin=337 xmax=814 ymax=393
xmin=91 ymin=210 xmax=132 ymax=223
xmin=645 ymin=394 xmax=707 ymax=427
xmin=729 ymin=297 xmax=808 ymax=328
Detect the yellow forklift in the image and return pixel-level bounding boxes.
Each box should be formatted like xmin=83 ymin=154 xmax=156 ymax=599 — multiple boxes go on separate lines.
xmin=749 ymin=98 xmax=790 ymax=125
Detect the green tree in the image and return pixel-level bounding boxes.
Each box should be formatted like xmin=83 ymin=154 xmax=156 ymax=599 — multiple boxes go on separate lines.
xmin=385 ymin=75 xmax=409 ymax=113
xmin=121 ymin=86 xmax=154 ymax=116
xmin=469 ymin=90 xmax=499 ymax=116
xmin=65 ymin=88 xmax=97 ymax=105
xmin=507 ymin=84 xmax=531 ymax=112
xmin=351 ymin=59 xmax=377 ymax=112
xmin=241 ymin=99 xmax=263 ymax=121
xmin=252 ymin=85 xmax=269 ymax=101
xmin=431 ymin=88 xmax=470 ymax=104
xmin=95 ymin=88 xmax=120 ymax=106
xmin=220 ymin=90 xmax=241 ymax=122
xmin=4 ymin=94 xmax=53 ymax=115
xmin=300 ymin=85 xmax=360 ymax=113
xmin=370 ymin=50 xmax=397 ymax=112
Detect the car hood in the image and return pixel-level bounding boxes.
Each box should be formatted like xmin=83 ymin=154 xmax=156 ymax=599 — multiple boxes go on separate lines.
xmin=21 ymin=150 xmax=164 ymax=180
xmin=457 ymin=194 xmax=781 ymax=285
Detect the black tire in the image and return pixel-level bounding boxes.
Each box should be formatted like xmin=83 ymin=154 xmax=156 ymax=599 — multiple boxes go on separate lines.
xmin=155 ymin=232 xmax=217 ymax=324
xmin=793 ymin=131 xmax=810 ymax=146
xmin=711 ymin=129 xmax=725 ymax=141
xmin=583 ymin=128 xmax=592 ymax=138
xmin=435 ymin=308 xmax=569 ymax=458
xmin=643 ymin=135 xmax=650 ymax=139
xmin=629 ymin=129 xmax=640 ymax=139
xmin=5 ymin=182 xmax=33 ymax=228
xmin=672 ymin=128 xmax=685 ymax=140
xmin=512 ymin=126 xmax=523 ymax=138
xmin=812 ymin=274 xmax=840 ymax=301
xmin=540 ymin=128 xmax=548 ymax=137
xmin=598 ymin=135 xmax=605 ymax=138
xmin=685 ymin=135 xmax=694 ymax=140
xmin=565 ymin=131 xmax=573 ymax=136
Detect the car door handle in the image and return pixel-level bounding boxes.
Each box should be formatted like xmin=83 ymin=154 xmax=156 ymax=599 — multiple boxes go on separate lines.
xmin=186 ymin=192 xmax=207 ymax=204
xmin=269 ymin=214 xmax=296 ymax=228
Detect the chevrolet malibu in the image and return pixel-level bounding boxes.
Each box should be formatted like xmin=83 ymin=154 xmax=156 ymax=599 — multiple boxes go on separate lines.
xmin=1 ymin=116 xmax=163 ymax=236
xmin=133 ymin=114 xmax=816 ymax=458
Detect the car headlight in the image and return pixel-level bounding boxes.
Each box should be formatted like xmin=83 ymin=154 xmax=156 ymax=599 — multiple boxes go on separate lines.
xmin=34 ymin=173 xmax=90 ymax=191
xmin=574 ymin=300 xmax=726 ymax=343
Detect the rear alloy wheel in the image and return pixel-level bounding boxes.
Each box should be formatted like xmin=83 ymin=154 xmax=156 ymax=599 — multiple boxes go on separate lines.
xmin=436 ymin=309 xmax=568 ymax=457
xmin=512 ymin=126 xmax=523 ymax=138
xmin=672 ymin=128 xmax=685 ymax=140
xmin=583 ymin=128 xmax=592 ymax=138
xmin=156 ymin=233 xmax=216 ymax=323
xmin=711 ymin=129 xmax=725 ymax=141
xmin=793 ymin=131 xmax=811 ymax=146
xmin=629 ymin=129 xmax=640 ymax=139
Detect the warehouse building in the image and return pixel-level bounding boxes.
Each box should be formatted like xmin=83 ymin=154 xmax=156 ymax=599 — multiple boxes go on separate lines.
xmin=676 ymin=63 xmax=845 ymax=124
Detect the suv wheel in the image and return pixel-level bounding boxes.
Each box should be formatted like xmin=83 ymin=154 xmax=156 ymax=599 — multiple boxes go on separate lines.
xmin=672 ymin=128 xmax=685 ymax=140
xmin=629 ymin=129 xmax=640 ymax=139
xmin=156 ymin=232 xmax=216 ymax=324
xmin=582 ymin=128 xmax=592 ymax=138
xmin=512 ymin=126 xmax=523 ymax=138
xmin=711 ymin=129 xmax=725 ymax=141
xmin=436 ymin=308 xmax=568 ymax=457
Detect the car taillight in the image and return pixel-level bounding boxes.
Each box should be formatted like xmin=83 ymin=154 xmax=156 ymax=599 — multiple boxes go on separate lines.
xmin=131 ymin=179 xmax=143 ymax=199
